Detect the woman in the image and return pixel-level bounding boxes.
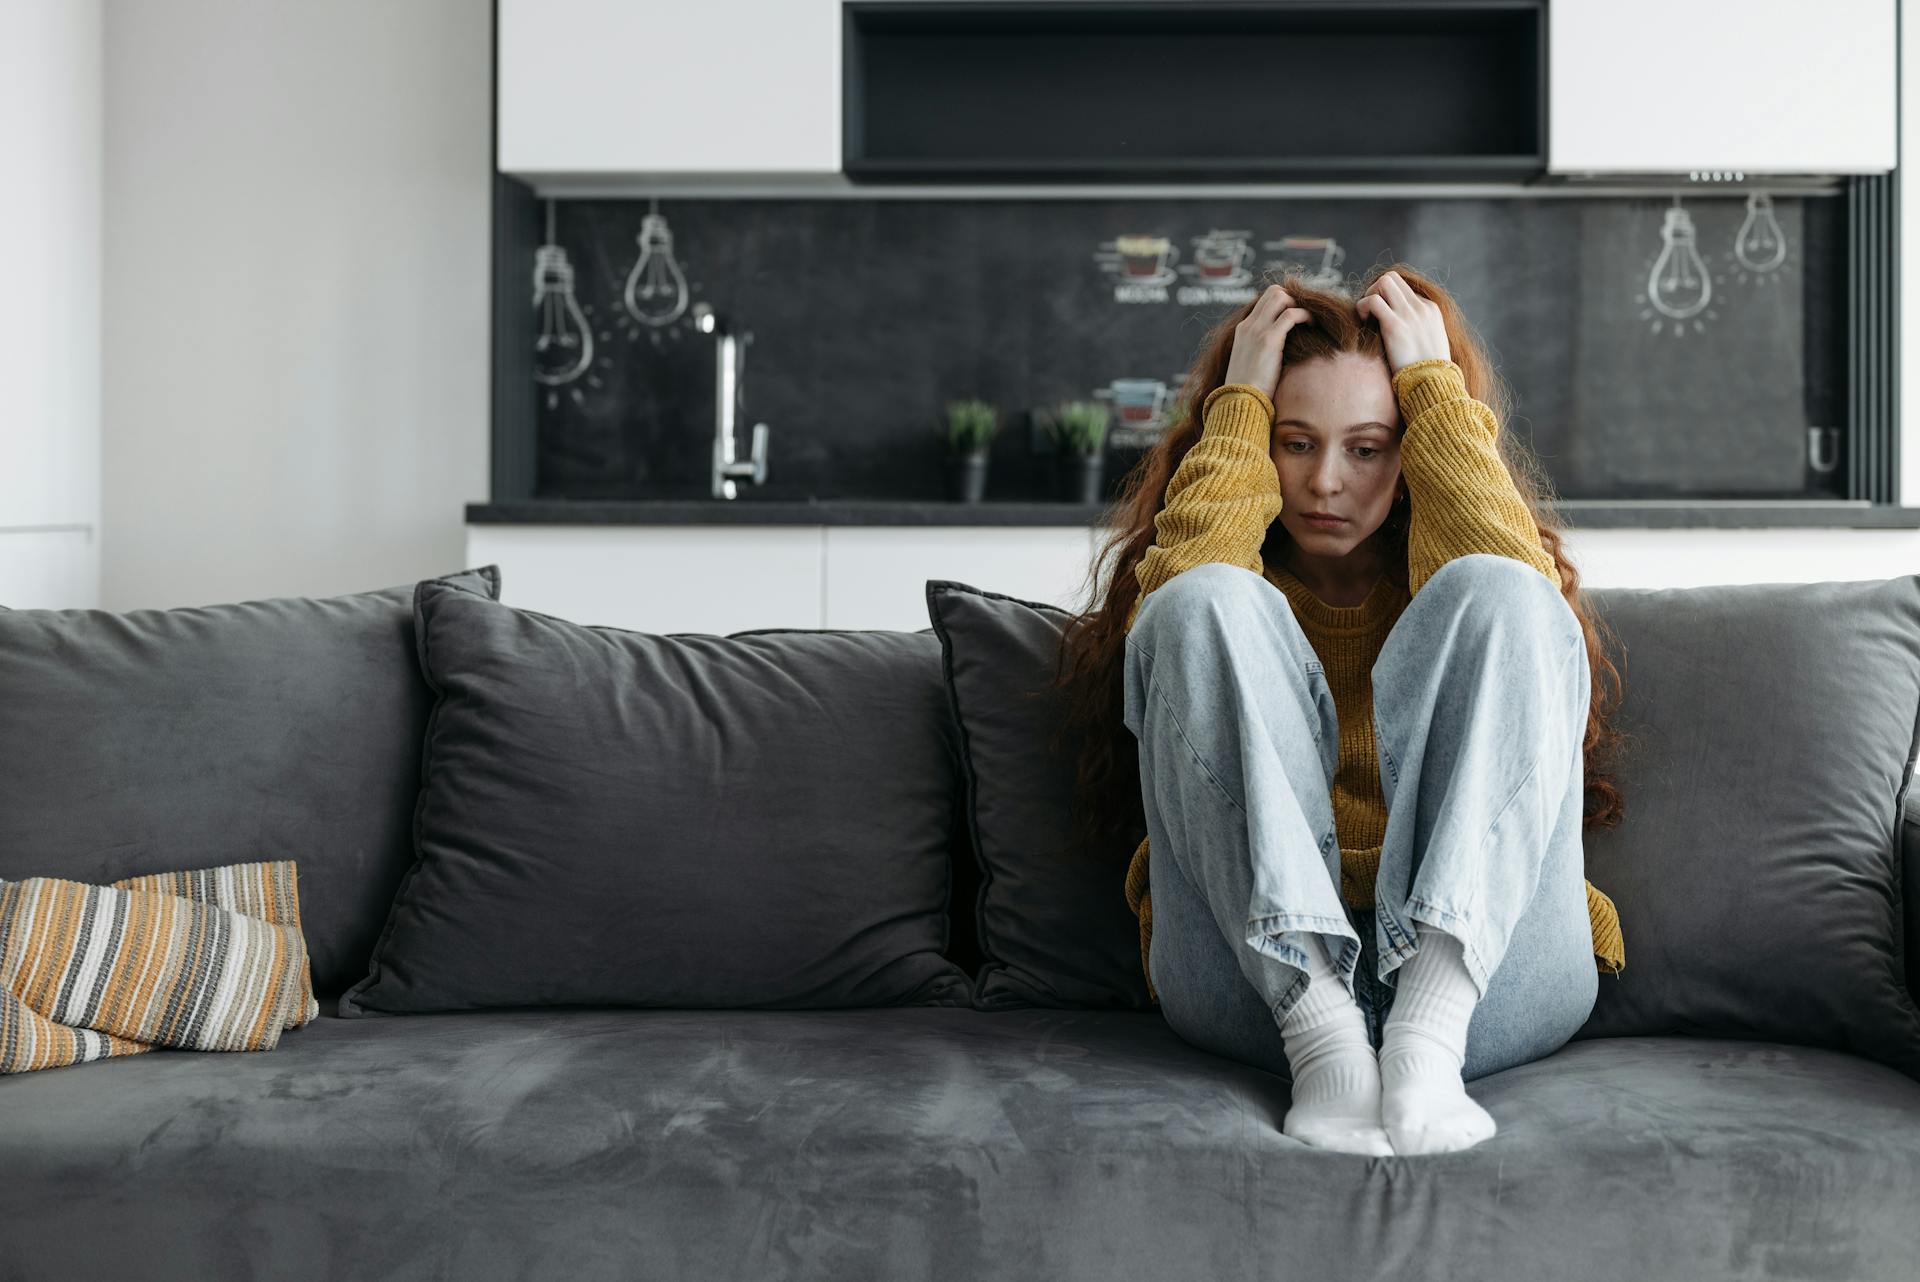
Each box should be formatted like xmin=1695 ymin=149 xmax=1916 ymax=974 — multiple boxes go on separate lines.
xmin=1045 ymin=265 xmax=1630 ymax=1158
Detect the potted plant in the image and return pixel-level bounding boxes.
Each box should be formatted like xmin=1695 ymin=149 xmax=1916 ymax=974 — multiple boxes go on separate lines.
xmin=942 ymin=398 xmax=1000 ymax=503
xmin=1038 ymin=400 xmax=1112 ymax=503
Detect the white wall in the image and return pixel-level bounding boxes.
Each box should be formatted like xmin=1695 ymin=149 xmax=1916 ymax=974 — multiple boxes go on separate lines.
xmin=99 ymin=0 xmax=491 ymax=609
xmin=0 ymin=0 xmax=102 ymax=607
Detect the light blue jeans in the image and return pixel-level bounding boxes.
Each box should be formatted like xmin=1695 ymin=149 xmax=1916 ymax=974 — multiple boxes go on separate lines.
xmin=1122 ymin=554 xmax=1598 ymax=1084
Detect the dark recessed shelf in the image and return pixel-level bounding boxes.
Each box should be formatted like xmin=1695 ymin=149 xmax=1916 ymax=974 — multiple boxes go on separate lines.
xmin=843 ymin=1 xmax=1546 ymax=184
xmin=466 ymin=499 xmax=1920 ymax=530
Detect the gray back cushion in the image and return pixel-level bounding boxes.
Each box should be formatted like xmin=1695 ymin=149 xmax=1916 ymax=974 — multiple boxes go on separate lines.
xmin=1575 ymin=575 xmax=1920 ymax=1082
xmin=927 ymin=579 xmax=1148 ymax=1009
xmin=930 ymin=573 xmax=1920 ymax=1083
xmin=1907 ymin=791 xmax=1920 ymax=1001
xmin=0 ymin=566 xmax=502 ymax=997
xmin=338 ymin=575 xmax=972 ymax=1015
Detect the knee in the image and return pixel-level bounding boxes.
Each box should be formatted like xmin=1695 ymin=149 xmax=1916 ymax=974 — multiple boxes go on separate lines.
xmin=1424 ymin=554 xmax=1580 ymax=650
xmin=1132 ymin=563 xmax=1281 ymax=644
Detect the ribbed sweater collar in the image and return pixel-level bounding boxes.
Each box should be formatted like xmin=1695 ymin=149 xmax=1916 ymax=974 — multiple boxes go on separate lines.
xmin=1267 ymin=563 xmax=1406 ymax=637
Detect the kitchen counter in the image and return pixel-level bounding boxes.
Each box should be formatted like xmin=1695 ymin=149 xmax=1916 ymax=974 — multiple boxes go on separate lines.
xmin=466 ymin=499 xmax=1113 ymax=527
xmin=465 ymin=498 xmax=1920 ymax=529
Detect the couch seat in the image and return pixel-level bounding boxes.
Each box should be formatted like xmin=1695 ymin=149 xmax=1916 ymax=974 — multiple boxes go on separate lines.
xmin=2 ymin=1000 xmax=1916 ymax=1281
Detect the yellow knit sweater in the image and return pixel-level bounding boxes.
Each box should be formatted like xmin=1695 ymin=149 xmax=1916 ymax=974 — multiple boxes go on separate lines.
xmin=1122 ymin=357 xmax=1625 ymax=1006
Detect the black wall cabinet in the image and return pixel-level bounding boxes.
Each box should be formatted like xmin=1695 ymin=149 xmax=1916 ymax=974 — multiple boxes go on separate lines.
xmin=843 ymin=1 xmax=1545 ymax=183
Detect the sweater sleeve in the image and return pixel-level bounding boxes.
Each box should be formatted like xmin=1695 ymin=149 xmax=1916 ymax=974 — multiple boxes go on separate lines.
xmin=1124 ymin=383 xmax=1284 ymax=635
xmin=1396 ymin=360 xmax=1623 ymax=972
xmin=1124 ymin=834 xmax=1158 ymax=1004
xmin=1392 ymin=358 xmax=1562 ymax=598
xmin=1589 ymin=882 xmax=1625 ymax=974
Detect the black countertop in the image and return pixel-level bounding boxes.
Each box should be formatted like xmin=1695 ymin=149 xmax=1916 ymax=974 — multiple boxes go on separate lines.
xmin=467 ymin=499 xmax=1113 ymax=527
xmin=466 ymin=499 xmax=1920 ymax=529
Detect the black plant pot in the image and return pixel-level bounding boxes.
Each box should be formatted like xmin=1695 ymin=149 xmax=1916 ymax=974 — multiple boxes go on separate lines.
xmin=946 ymin=447 xmax=991 ymax=503
xmin=1055 ymin=450 xmax=1106 ymax=503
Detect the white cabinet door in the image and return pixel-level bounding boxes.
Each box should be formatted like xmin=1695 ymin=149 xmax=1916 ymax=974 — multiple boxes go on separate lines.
xmin=466 ymin=523 xmax=1106 ymax=635
xmin=466 ymin=524 xmax=825 ymax=633
xmin=1549 ymin=0 xmax=1896 ymax=174
xmin=823 ymin=526 xmax=1099 ymax=632
xmin=497 ymin=0 xmax=841 ymax=178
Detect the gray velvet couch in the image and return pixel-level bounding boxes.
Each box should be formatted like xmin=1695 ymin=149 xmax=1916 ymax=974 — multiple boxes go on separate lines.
xmin=3 ymin=566 xmax=1919 ymax=1282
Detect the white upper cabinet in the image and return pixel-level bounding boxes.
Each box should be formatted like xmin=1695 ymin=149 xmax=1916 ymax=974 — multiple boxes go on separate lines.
xmin=497 ymin=0 xmax=842 ymax=179
xmin=1549 ymin=0 xmax=1896 ymax=175
xmin=501 ymin=1 xmax=1898 ymax=181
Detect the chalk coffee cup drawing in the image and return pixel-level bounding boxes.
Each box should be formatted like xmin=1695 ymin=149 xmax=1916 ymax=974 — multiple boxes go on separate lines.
xmin=1193 ymin=233 xmax=1254 ymax=280
xmin=1116 ymin=235 xmax=1180 ymax=279
xmin=1109 ymin=379 xmax=1170 ymax=425
xmin=1267 ymin=235 xmax=1346 ymax=287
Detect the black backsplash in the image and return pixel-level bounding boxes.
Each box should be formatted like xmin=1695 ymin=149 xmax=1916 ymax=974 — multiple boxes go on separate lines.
xmin=526 ymin=193 xmax=1844 ymax=503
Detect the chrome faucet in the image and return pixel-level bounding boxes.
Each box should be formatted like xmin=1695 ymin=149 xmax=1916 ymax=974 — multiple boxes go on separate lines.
xmin=691 ymin=302 xmax=769 ymax=499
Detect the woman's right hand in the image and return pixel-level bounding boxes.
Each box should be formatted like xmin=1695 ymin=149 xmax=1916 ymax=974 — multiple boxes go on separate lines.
xmin=1222 ymin=284 xmax=1313 ymax=406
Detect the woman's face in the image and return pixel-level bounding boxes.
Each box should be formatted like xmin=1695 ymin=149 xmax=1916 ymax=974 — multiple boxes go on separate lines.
xmin=1268 ymin=351 xmax=1404 ymax=554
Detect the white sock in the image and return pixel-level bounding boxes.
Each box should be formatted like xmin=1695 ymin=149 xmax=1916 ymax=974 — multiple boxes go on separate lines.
xmin=1378 ymin=924 xmax=1497 ymax=1154
xmin=1276 ymin=930 xmax=1392 ymax=1156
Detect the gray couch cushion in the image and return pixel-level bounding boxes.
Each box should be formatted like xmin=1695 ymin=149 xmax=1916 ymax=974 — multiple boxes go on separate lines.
xmin=1 ymin=1008 xmax=1916 ymax=1280
xmin=1575 ymin=576 xmax=1920 ymax=1083
xmin=338 ymin=575 xmax=971 ymax=1015
xmin=927 ymin=579 xmax=1149 ymax=1010
xmin=0 ymin=566 xmax=502 ymax=998
xmin=1906 ymin=789 xmax=1920 ymax=1002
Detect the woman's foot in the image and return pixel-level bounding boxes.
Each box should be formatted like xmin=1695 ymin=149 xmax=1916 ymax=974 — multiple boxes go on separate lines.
xmin=1277 ymin=929 xmax=1393 ymax=1156
xmin=1280 ymin=1003 xmax=1395 ymax=1155
xmin=1379 ymin=1027 xmax=1497 ymax=1154
xmin=1379 ymin=926 xmax=1497 ymax=1155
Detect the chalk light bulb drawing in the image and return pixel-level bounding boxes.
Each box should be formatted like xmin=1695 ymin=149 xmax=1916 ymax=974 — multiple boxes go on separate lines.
xmin=532 ymin=244 xmax=595 ymax=390
xmin=1647 ymin=205 xmax=1713 ymax=321
xmin=623 ymin=210 xmax=691 ymax=328
xmin=1733 ymin=192 xmax=1789 ymax=274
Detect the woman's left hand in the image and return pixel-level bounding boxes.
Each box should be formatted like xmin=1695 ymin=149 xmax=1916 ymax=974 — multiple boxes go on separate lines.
xmin=1356 ymin=271 xmax=1451 ymax=374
